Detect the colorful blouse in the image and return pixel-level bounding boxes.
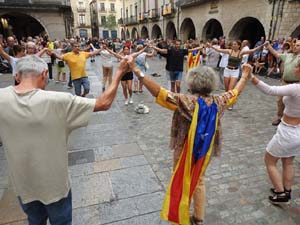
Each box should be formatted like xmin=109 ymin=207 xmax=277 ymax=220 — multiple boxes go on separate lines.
xmin=156 ymin=88 xmax=239 ymax=157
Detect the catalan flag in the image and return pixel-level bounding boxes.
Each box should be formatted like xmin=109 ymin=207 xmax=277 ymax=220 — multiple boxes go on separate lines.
xmin=160 ymin=98 xmax=218 ymax=225
xmin=187 ymin=50 xmax=201 ymax=71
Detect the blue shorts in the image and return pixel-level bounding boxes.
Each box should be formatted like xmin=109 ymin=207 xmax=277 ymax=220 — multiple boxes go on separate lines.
xmin=72 ymin=77 xmax=90 ymax=96
xmin=169 ymin=71 xmax=183 ymax=82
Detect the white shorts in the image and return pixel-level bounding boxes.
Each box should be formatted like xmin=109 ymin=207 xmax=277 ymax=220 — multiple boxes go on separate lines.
xmin=266 ymin=121 xmax=300 ymax=157
xmin=224 ymin=67 xmax=240 ymax=78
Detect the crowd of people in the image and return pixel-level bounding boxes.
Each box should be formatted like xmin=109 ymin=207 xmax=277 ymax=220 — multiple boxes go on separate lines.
xmin=0 ymin=32 xmax=300 ymax=225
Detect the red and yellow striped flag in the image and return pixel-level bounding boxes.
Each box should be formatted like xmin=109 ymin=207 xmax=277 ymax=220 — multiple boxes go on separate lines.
xmin=161 ymin=98 xmax=218 ymax=225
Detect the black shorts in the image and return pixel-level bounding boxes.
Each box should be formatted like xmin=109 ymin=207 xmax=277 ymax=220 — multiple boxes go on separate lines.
xmin=121 ymin=72 xmax=133 ymax=81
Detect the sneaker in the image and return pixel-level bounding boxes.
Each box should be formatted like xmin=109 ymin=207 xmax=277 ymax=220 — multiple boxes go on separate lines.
xmin=124 ymin=99 xmax=129 ymax=105
xmin=228 ymin=106 xmax=233 ymax=111
xmin=55 ymin=80 xmax=60 ymax=83
xmin=67 ymin=86 xmax=73 ymax=89
xmin=272 ymin=118 xmax=281 ymax=126
xmin=129 ymin=98 xmax=133 ymax=104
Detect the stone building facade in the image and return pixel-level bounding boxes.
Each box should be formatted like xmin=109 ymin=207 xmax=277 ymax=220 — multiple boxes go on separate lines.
xmin=70 ymin=0 xmax=92 ymax=38
xmin=0 ymin=0 xmax=73 ymax=40
xmin=118 ymin=0 xmax=300 ymax=45
xmin=90 ymin=0 xmax=122 ymax=39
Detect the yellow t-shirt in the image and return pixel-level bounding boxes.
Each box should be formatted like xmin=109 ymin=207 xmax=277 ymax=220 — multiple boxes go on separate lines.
xmin=62 ymin=51 xmax=90 ymax=80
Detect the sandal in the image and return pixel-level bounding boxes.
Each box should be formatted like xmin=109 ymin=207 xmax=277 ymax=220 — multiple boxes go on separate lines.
xmin=190 ymin=216 xmax=204 ymax=225
xmin=269 ymin=191 xmax=290 ymax=205
xmin=270 ymin=188 xmax=291 ymax=200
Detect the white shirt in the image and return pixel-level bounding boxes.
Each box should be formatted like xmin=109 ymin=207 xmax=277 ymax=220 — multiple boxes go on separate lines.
xmin=9 ymin=56 xmax=19 ymax=77
xmin=100 ymin=50 xmax=113 ymax=68
xmin=241 ymin=46 xmax=250 ymax=64
xmin=0 ymin=87 xmax=96 ymax=204
xmin=219 ymin=53 xmax=229 ymax=68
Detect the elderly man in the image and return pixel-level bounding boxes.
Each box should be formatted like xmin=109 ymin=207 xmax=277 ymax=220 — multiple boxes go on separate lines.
xmin=53 ymin=42 xmax=102 ymax=97
xmin=0 ymin=55 xmax=129 ymax=225
xmin=4 ymin=36 xmax=15 ymax=56
xmin=265 ymin=40 xmax=300 ymax=126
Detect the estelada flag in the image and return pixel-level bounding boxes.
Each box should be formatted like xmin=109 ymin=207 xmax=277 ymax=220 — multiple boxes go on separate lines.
xmin=187 ymin=50 xmax=201 ymax=71
xmin=160 ymin=97 xmax=218 ymax=225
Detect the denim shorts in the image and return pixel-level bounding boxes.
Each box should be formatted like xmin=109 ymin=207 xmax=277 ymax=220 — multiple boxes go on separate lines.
xmin=169 ymin=71 xmax=183 ymax=81
xmin=72 ymin=77 xmax=90 ymax=96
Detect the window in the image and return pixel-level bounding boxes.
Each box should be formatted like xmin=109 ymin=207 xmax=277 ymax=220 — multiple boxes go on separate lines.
xmin=79 ymin=14 xmax=85 ymax=25
xmin=130 ymin=4 xmax=132 ymax=16
xmin=101 ymin=16 xmax=106 ymax=26
xmin=100 ymin=2 xmax=105 ymax=11
xmin=79 ymin=29 xmax=88 ymax=38
xmin=110 ymin=3 xmax=115 ymax=12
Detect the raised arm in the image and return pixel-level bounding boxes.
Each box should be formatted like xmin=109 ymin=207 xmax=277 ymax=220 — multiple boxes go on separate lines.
xmin=0 ymin=44 xmax=11 ymax=62
xmin=105 ymin=47 xmax=123 ymax=60
xmin=241 ymin=45 xmax=263 ymax=56
xmin=36 ymin=48 xmax=49 ymax=58
xmin=146 ymin=49 xmax=155 ymax=58
xmin=233 ymin=64 xmax=252 ymax=94
xmin=264 ymin=41 xmax=280 ymax=59
xmin=51 ymin=50 xmax=64 ymax=60
xmin=130 ymin=46 xmax=148 ymax=58
xmin=94 ymin=57 xmax=128 ymax=111
xmin=250 ymin=73 xmax=298 ymax=96
xmin=150 ymin=45 xmax=168 ymax=55
xmin=206 ymin=43 xmax=230 ymax=54
xmin=188 ymin=46 xmax=203 ymax=52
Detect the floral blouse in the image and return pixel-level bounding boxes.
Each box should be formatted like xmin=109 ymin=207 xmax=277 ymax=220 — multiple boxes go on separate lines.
xmin=156 ymin=88 xmax=239 ymax=157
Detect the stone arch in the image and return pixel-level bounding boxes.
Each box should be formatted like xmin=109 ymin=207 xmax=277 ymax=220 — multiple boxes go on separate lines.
xmin=131 ymin=27 xmax=139 ymax=40
xmin=166 ymin=21 xmax=177 ymax=40
xmin=229 ymin=17 xmax=265 ymax=47
xmin=0 ymin=12 xmax=47 ymax=39
xmin=121 ymin=28 xmax=125 ymax=40
xmin=151 ymin=24 xmax=162 ymax=39
xmin=126 ymin=29 xmax=130 ymax=39
xmin=202 ymin=19 xmax=223 ymax=41
xmin=180 ymin=18 xmax=196 ymax=41
xmin=291 ymin=25 xmax=300 ymax=39
xmin=141 ymin=26 xmax=149 ymax=39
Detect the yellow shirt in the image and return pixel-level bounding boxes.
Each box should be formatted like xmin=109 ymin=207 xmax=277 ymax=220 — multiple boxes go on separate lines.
xmin=62 ymin=51 xmax=90 ymax=80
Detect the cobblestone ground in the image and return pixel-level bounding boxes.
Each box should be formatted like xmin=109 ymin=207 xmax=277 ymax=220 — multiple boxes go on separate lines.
xmin=0 ymin=56 xmax=300 ymax=225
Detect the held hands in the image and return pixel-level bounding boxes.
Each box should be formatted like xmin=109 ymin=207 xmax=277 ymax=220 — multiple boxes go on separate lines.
xmin=264 ymin=41 xmax=270 ymax=48
xmin=241 ymin=64 xmax=253 ymax=79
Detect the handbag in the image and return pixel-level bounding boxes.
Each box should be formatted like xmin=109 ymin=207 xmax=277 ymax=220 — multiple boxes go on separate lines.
xmin=58 ymin=61 xmax=65 ymax=67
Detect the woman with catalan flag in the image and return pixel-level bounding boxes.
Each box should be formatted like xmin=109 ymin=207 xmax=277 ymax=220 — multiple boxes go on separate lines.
xmin=127 ymin=54 xmax=253 ymax=225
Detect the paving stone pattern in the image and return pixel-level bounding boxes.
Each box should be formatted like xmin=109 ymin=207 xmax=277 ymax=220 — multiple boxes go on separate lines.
xmin=0 ymin=56 xmax=300 ymax=225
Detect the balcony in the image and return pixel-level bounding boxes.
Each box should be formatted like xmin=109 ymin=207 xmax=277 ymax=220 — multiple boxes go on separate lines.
xmin=77 ymin=7 xmax=86 ymax=12
xmin=149 ymin=8 xmax=160 ymax=21
xmin=118 ymin=18 xmax=123 ymax=25
xmin=125 ymin=16 xmax=138 ymax=25
xmin=99 ymin=8 xmax=106 ymax=12
xmin=177 ymin=0 xmax=211 ymax=8
xmin=161 ymin=4 xmax=176 ymax=18
xmin=138 ymin=12 xmax=148 ymax=23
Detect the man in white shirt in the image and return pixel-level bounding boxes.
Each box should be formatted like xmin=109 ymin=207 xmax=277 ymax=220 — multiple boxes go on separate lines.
xmin=0 ymin=55 xmax=129 ymax=225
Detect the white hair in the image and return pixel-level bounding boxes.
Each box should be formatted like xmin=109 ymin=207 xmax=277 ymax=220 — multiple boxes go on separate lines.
xmin=16 ymin=55 xmax=48 ymax=78
xmin=26 ymin=41 xmax=36 ymax=48
xmin=186 ymin=66 xmax=218 ymax=95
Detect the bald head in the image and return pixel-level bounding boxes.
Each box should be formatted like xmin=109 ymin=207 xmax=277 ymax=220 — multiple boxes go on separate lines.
xmin=7 ymin=36 xmax=15 ymax=47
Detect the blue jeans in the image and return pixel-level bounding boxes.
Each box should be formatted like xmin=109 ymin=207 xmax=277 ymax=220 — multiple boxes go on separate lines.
xmin=72 ymin=77 xmax=90 ymax=96
xmin=169 ymin=71 xmax=183 ymax=82
xmin=19 ymin=191 xmax=72 ymax=225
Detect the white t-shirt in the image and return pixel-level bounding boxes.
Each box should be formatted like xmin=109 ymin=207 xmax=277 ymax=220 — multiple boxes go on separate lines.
xmin=219 ymin=53 xmax=229 ymax=68
xmin=9 ymin=56 xmax=19 ymax=77
xmin=100 ymin=50 xmax=113 ymax=68
xmin=0 ymin=87 xmax=96 ymax=204
xmin=241 ymin=46 xmax=250 ymax=64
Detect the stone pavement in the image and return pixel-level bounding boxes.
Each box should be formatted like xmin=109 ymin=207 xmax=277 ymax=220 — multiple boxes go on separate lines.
xmin=0 ymin=56 xmax=300 ymax=225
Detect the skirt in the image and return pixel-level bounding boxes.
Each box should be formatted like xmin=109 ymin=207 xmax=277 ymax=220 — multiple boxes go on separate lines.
xmin=121 ymin=72 xmax=133 ymax=81
xmin=266 ymin=120 xmax=300 ymax=157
